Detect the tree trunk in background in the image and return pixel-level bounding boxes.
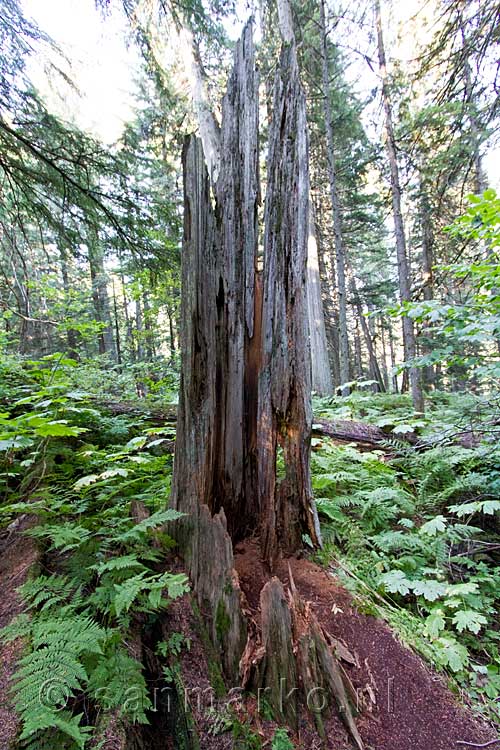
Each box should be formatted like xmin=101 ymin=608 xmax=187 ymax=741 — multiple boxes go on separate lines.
xmin=349 ymin=275 xmax=385 ymax=392
xmin=135 ymin=298 xmax=143 ymax=361
xmin=379 ymin=318 xmax=390 ymax=390
xmin=420 ymin=185 xmax=435 ymax=388
xmin=142 ymin=292 xmax=156 ymax=360
xmin=375 ymin=0 xmax=423 ymax=412
xmin=319 ymin=0 xmax=350 ymax=394
xmin=167 ymin=306 xmax=176 ymax=357
xmin=387 ymin=319 xmax=399 ymax=393
xmin=307 ymin=203 xmax=333 ymax=395
xmin=112 ymin=279 xmax=122 ymax=367
xmin=461 ymin=18 xmax=487 ymax=195
xmin=316 ymin=211 xmax=341 ymax=387
xmin=354 ymin=321 xmax=363 ymax=380
xmin=59 ymin=246 xmax=79 ymax=360
xmin=88 ymin=234 xmax=116 ymax=360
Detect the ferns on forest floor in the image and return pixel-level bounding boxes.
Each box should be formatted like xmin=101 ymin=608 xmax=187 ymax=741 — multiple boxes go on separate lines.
xmin=1 ymin=358 xmax=499 ymax=741
xmin=311 ymin=431 xmax=500 ymax=724
xmin=0 ymin=365 xmax=189 ymax=748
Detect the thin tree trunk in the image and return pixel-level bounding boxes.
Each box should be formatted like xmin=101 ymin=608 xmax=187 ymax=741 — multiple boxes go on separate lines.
xmin=135 ymin=297 xmax=143 ymax=362
xmin=354 ymin=321 xmax=363 ymax=380
xmin=319 ymin=0 xmax=350 ymax=394
xmin=388 ymin=318 xmax=399 ymax=393
xmin=349 ymin=275 xmax=385 ymax=392
xmin=379 ymin=318 xmax=390 ymax=390
xmin=167 ymin=306 xmax=176 ymax=357
xmin=307 ymin=203 xmax=333 ymax=395
xmin=120 ymin=270 xmax=134 ymax=362
xmin=420 ymin=185 xmax=435 ymax=388
xmin=88 ymin=234 xmax=116 ymax=360
xmin=112 ymin=279 xmax=122 ymax=367
xmin=315 ymin=208 xmax=341 ymax=387
xmin=461 ymin=21 xmax=487 ymax=195
xmin=142 ymin=291 xmax=155 ymax=361
xmin=59 ymin=246 xmax=79 ymax=359
xmin=375 ymin=0 xmax=423 ymax=412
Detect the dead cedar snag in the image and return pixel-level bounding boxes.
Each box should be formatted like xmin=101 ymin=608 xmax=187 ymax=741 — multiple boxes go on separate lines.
xmin=170 ymin=20 xmax=363 ymax=747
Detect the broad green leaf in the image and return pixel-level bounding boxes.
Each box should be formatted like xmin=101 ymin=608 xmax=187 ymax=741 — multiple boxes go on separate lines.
xmin=0 ymin=436 xmax=34 ymax=451
xmin=435 ymin=637 xmax=469 ymax=672
xmin=35 ymin=421 xmax=87 ymax=437
xmin=419 ymin=515 xmax=447 ymax=536
xmin=452 ymin=610 xmax=487 ymax=634
xmin=411 ymin=579 xmax=446 ymax=601
xmin=380 ymin=570 xmax=411 ymax=596
xmin=100 ymin=468 xmax=129 ymax=481
xmin=392 ymin=423 xmax=415 ymax=435
xmin=74 ymin=474 xmax=99 ymax=490
xmin=424 ymin=610 xmax=446 ymax=638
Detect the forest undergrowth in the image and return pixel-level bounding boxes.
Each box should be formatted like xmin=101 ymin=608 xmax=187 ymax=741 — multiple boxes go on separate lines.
xmin=0 ymin=354 xmax=499 ymax=747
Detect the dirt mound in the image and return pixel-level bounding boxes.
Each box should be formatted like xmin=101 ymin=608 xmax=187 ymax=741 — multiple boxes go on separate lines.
xmin=234 ymin=539 xmax=497 ymax=750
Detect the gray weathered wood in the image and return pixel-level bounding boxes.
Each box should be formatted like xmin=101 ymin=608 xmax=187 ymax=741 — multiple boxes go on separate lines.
xmin=258 ymin=41 xmax=321 ymax=564
xmin=171 ymin=24 xmax=259 ymax=683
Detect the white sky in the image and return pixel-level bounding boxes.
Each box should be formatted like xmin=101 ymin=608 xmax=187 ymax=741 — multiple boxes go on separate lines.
xmin=22 ymin=0 xmax=139 ymax=143
xmin=20 ymin=0 xmax=499 ymax=188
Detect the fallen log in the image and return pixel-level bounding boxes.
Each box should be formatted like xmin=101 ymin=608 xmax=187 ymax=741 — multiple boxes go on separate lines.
xmin=96 ymin=401 xmax=481 ymax=453
xmin=96 ymin=401 xmax=407 ymax=452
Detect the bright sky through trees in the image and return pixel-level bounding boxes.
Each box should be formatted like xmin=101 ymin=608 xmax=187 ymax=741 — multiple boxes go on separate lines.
xmin=22 ymin=0 xmax=139 ymax=143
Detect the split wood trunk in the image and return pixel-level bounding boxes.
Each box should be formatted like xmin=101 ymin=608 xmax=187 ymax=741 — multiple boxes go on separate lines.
xmin=170 ymin=20 xmax=362 ymax=747
xmin=171 ymin=20 xmax=319 ymax=580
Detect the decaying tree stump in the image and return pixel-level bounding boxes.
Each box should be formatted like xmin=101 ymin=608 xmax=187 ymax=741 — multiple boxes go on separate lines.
xmin=170 ymin=20 xmax=363 ymax=747
xmin=258 ymin=40 xmax=321 ymax=566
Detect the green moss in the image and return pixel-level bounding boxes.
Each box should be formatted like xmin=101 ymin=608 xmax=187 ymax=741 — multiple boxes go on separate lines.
xmin=170 ymin=666 xmax=201 ymax=750
xmin=215 ymin=598 xmax=231 ymax=642
xmin=190 ymin=597 xmax=226 ymax=698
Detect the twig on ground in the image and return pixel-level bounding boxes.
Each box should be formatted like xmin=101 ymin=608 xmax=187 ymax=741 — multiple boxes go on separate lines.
xmin=456 ymin=740 xmax=500 ymax=747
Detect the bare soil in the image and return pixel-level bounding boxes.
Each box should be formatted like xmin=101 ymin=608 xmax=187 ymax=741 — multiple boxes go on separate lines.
xmin=234 ymin=538 xmax=498 ymax=750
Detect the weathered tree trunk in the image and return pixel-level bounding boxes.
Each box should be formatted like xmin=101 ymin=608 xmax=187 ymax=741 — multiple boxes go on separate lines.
xmin=319 ymin=0 xmax=350 ymax=395
xmin=258 ymin=38 xmax=321 ymax=566
xmin=375 ymin=0 xmax=424 ymax=413
xmin=307 ymin=203 xmax=334 ymax=396
xmin=171 ymin=21 xmax=260 ymax=544
xmin=171 ymin=20 xmax=362 ymax=746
